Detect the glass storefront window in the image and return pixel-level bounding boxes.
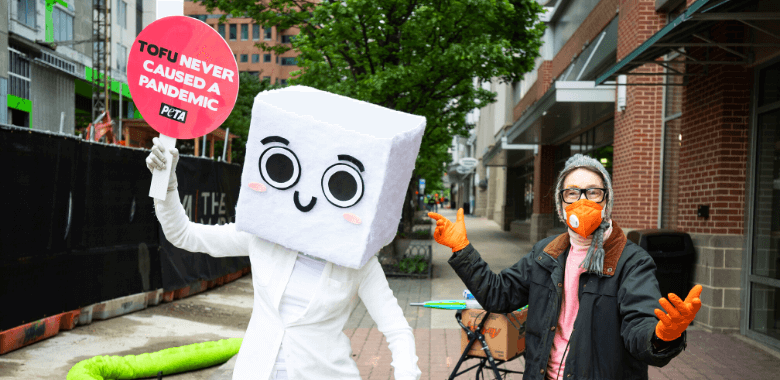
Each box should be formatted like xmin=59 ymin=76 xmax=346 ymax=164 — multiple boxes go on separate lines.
xmin=510 ymin=160 xmax=535 ymax=222
xmin=748 ymin=56 xmax=780 ymax=347
xmin=750 ymin=283 xmax=780 ymax=341
xmin=752 ymin=108 xmax=780 ymax=280
xmin=660 ymin=51 xmax=685 ymax=229
xmin=758 ymin=61 xmax=780 ymax=108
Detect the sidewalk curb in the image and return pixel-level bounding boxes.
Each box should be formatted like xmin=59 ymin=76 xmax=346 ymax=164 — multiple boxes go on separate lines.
xmin=91 ymin=292 xmax=149 ymax=321
xmin=0 ymin=267 xmax=251 ymax=356
xmin=146 ymin=289 xmax=164 ymax=306
xmin=0 ymin=312 xmax=65 ymax=354
xmin=59 ymin=310 xmax=81 ymax=331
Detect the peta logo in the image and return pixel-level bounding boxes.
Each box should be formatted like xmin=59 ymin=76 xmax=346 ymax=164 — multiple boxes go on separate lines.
xmin=159 ymin=103 xmax=187 ymax=123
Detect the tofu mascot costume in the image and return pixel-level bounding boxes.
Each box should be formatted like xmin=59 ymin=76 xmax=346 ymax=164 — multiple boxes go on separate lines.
xmin=146 ymin=86 xmax=425 ymax=380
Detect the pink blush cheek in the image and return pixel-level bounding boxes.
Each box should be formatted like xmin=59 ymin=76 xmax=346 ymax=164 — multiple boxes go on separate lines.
xmin=343 ymin=213 xmax=361 ymax=225
xmin=248 ymin=182 xmax=267 ymax=192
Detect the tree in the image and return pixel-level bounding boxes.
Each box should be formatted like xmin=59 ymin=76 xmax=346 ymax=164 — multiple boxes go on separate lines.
xmin=197 ymin=0 xmax=545 ymax=230
xmin=214 ymin=73 xmax=279 ymax=164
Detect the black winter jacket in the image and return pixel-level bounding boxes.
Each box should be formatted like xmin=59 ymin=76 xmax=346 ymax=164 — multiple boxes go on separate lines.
xmin=448 ymin=222 xmax=685 ymax=380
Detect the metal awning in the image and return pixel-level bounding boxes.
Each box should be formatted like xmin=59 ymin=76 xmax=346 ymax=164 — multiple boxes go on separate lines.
xmin=596 ymin=0 xmax=780 ymax=85
xmin=482 ymin=81 xmax=615 ymax=166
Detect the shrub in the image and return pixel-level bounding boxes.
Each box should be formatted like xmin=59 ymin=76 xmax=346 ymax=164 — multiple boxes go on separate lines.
xmin=397 ymin=255 xmax=429 ymax=274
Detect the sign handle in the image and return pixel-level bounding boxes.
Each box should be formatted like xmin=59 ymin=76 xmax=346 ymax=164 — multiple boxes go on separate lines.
xmin=149 ymin=134 xmax=177 ymax=200
xmin=148 ymin=1 xmax=183 ymax=201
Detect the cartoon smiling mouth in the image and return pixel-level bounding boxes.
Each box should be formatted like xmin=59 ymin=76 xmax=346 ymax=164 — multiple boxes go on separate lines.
xmin=294 ymin=191 xmax=317 ymax=212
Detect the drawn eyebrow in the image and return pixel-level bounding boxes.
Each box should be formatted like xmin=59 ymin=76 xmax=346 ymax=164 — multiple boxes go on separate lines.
xmin=261 ymin=136 xmax=289 ymax=145
xmin=338 ymin=154 xmax=364 ymax=172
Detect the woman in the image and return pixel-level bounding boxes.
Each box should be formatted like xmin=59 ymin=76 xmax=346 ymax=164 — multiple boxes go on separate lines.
xmin=429 ymin=154 xmax=701 ymax=380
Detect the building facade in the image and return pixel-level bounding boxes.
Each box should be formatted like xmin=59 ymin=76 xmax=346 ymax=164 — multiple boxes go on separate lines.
xmin=466 ymin=0 xmax=780 ymax=349
xmin=183 ymin=1 xmax=302 ymax=86
xmin=2 ymin=0 xmax=155 ymax=134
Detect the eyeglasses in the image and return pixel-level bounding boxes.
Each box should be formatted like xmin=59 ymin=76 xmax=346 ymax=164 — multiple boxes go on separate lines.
xmin=560 ymin=188 xmax=607 ymax=204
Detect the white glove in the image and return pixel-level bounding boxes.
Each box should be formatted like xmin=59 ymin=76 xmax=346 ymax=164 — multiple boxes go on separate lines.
xmin=145 ymin=137 xmax=179 ymax=192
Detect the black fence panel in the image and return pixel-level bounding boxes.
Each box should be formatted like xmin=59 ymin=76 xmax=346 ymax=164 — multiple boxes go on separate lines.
xmin=0 ymin=126 xmax=79 ymax=261
xmin=71 ymin=142 xmax=158 ymax=250
xmin=159 ymin=156 xmax=248 ymax=291
xmin=0 ymin=126 xmax=246 ymax=331
xmin=0 ymin=243 xmax=162 ymax=332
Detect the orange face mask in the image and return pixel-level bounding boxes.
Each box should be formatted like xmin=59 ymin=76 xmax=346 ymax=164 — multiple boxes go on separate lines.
xmin=564 ymin=199 xmax=604 ymax=238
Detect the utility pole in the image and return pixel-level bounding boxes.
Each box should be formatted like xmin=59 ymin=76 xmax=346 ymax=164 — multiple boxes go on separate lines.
xmin=92 ymin=0 xmax=111 ymax=137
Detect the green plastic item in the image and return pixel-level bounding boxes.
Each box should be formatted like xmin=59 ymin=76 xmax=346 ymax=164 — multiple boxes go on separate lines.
xmin=66 ymin=338 xmax=243 ymax=380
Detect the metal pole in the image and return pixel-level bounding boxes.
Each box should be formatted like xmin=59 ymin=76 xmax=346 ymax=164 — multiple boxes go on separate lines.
xmin=202 ymin=133 xmax=207 ymax=157
xmin=59 ymin=112 xmax=65 ymax=134
xmin=221 ymin=128 xmax=229 ymax=161
xmin=119 ymin=87 xmax=123 ymax=142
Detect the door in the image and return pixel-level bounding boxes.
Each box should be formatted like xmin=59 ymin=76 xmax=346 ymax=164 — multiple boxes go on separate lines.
xmin=746 ymin=59 xmax=780 ymax=349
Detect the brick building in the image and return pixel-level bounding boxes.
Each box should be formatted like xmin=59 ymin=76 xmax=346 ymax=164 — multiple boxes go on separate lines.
xmin=183 ymin=1 xmax=301 ymax=86
xmin=465 ymin=0 xmax=780 ymax=350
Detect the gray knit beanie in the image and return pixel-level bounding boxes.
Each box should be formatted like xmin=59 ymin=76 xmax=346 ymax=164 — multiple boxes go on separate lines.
xmin=553 ymin=154 xmax=613 ymax=275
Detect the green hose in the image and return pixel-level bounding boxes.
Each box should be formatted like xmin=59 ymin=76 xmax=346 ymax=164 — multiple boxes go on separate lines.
xmin=67 ymin=338 xmax=243 ymax=380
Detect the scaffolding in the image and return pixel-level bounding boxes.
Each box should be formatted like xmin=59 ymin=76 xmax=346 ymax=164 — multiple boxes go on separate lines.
xmin=92 ymin=0 xmax=111 ymax=127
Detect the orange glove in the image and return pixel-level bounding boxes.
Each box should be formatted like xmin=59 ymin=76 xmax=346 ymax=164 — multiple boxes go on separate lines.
xmin=654 ymin=284 xmax=703 ymax=341
xmin=428 ymin=208 xmax=470 ymax=252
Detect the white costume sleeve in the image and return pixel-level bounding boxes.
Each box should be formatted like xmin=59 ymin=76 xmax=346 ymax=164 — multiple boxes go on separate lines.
xmin=358 ymin=256 xmax=421 ymax=380
xmin=154 ymin=189 xmax=251 ymax=257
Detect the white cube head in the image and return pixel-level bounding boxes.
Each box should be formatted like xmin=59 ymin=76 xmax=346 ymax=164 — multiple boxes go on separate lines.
xmin=235 ymin=86 xmax=426 ymax=269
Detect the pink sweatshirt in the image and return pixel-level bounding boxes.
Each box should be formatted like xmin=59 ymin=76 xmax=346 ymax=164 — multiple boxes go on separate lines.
xmin=546 ymin=223 xmax=613 ymax=380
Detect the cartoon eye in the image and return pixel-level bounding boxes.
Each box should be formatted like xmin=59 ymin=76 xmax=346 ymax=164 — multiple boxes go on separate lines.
xmin=321 ymin=163 xmax=364 ymax=208
xmin=259 ymin=146 xmax=301 ymax=190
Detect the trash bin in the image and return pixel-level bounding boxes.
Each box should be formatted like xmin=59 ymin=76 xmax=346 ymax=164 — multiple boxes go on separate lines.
xmin=626 ymin=229 xmax=695 ymax=299
xmin=462 ymin=202 xmax=470 ymax=215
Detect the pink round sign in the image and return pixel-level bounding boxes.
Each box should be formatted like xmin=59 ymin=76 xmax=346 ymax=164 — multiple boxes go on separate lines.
xmin=127 ymin=16 xmax=239 ymax=139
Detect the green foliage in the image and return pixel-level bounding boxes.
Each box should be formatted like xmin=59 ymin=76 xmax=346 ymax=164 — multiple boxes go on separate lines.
xmin=414 ymin=217 xmax=433 ymax=225
xmin=397 ymin=255 xmax=429 ymax=274
xmin=195 ymin=0 xmax=545 ymax=178
xmin=396 ymin=228 xmax=431 ymax=239
xmin=213 ymin=73 xmax=279 ymax=164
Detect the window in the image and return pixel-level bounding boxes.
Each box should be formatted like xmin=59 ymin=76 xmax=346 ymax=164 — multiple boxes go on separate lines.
xmin=229 ymin=24 xmax=237 ymax=40
xmin=218 ymin=24 xmax=225 ymax=38
xmin=118 ymin=0 xmax=127 ymax=29
xmin=17 ymin=0 xmax=36 ymax=28
xmin=280 ymin=57 xmax=297 ymax=66
xmin=264 ymin=27 xmax=272 ymax=40
xmin=281 ymin=35 xmax=295 ymax=44
xmin=253 ymin=24 xmax=260 ymax=40
xmin=248 ymin=71 xmax=259 ymax=77
xmin=263 ymin=54 xmax=271 ymax=63
xmin=240 ymin=54 xmax=248 ymax=63
xmin=190 ymin=15 xmax=207 ymax=22
xmin=251 ymin=54 xmax=259 ymax=63
xmin=136 ymin=1 xmax=143 ymax=36
xmin=262 ymin=76 xmax=270 ymax=82
xmin=52 ymin=7 xmax=73 ymax=42
xmin=117 ymin=44 xmax=128 ymax=73
xmin=241 ymin=24 xmax=248 ymax=40
xmin=8 ymin=48 xmax=31 ymax=100
xmin=280 ymin=79 xmax=287 ymax=86
xmin=275 ymin=55 xmax=279 ymax=64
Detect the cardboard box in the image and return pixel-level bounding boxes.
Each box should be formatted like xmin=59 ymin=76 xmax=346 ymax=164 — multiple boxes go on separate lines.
xmin=460 ymin=308 xmax=527 ymax=361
